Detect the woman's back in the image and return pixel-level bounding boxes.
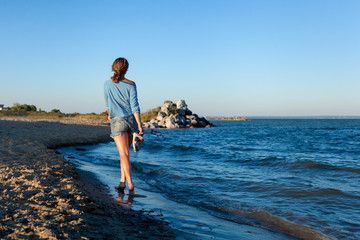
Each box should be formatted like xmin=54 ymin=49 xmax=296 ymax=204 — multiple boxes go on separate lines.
xmin=104 ymin=79 xmax=140 ymax=118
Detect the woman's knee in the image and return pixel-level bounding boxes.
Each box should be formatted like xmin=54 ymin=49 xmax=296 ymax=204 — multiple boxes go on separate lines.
xmin=120 ymin=151 xmax=129 ymax=159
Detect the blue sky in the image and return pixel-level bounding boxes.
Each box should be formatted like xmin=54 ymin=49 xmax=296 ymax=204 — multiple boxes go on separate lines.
xmin=1 ymin=0 xmax=359 ymax=116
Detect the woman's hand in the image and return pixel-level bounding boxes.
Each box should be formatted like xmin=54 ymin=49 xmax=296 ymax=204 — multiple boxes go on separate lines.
xmin=138 ymin=125 xmax=144 ymax=135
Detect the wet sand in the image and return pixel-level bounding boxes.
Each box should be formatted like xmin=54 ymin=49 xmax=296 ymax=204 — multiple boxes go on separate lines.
xmin=0 ymin=117 xmax=175 ymax=239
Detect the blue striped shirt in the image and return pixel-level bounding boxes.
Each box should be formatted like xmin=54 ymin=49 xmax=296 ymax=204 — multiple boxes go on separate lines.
xmin=104 ymin=80 xmax=140 ymax=118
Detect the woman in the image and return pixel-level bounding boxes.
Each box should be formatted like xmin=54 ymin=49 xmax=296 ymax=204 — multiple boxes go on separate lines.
xmin=104 ymin=57 xmax=144 ymax=193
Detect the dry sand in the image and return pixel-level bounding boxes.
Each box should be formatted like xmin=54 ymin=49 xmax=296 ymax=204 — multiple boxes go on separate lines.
xmin=0 ymin=117 xmax=175 ymax=239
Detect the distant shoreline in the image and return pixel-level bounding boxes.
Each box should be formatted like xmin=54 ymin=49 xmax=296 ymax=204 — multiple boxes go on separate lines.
xmin=248 ymin=116 xmax=360 ymax=119
xmin=209 ymin=117 xmax=251 ymax=121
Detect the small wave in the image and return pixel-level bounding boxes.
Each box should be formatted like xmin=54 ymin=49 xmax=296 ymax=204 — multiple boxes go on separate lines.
xmin=225 ymin=156 xmax=285 ymax=167
xmin=186 ymin=176 xmax=225 ymax=183
xmin=242 ymin=147 xmax=257 ymax=151
xmin=228 ymin=146 xmax=242 ymax=151
xmin=132 ymin=161 xmax=160 ymax=174
xmin=132 ymin=161 xmax=181 ymax=179
xmin=203 ymin=152 xmax=223 ymax=158
xmin=280 ymin=187 xmax=360 ymax=201
xmin=288 ymin=159 xmax=360 ymax=174
xmin=199 ymin=204 xmax=333 ymax=240
xmin=64 ymin=154 xmax=119 ymax=168
xmin=143 ymin=142 xmax=165 ymax=150
xmin=144 ymin=142 xmax=201 ymax=153
xmin=257 ymin=156 xmax=286 ymax=166
xmin=169 ymin=144 xmax=198 ymax=152
xmin=230 ymin=157 xmax=360 ymax=174
xmin=321 ymin=127 xmax=337 ymax=131
xmin=248 ymin=157 xmax=360 ymax=174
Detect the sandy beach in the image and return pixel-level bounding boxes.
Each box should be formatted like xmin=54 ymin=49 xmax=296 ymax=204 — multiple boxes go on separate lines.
xmin=0 ymin=117 xmax=175 ymax=239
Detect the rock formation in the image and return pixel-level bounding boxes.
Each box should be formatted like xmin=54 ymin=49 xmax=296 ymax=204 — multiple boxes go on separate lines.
xmin=143 ymin=100 xmax=214 ymax=129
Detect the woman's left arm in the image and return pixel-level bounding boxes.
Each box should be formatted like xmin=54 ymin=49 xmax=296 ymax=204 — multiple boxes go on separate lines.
xmin=133 ymin=112 xmax=144 ymax=135
xmin=130 ymin=85 xmax=143 ymax=135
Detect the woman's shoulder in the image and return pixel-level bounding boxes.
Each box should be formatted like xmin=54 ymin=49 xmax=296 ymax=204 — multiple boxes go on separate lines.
xmin=104 ymin=80 xmax=112 ymax=88
xmin=122 ymin=78 xmax=136 ymax=86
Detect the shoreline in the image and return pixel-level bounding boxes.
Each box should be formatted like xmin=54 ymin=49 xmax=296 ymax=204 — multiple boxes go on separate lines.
xmin=0 ymin=117 xmax=175 ymax=239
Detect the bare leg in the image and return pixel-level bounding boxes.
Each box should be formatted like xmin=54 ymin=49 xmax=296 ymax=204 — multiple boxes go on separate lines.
xmin=115 ymin=160 xmax=126 ymax=190
xmin=120 ymin=161 xmax=126 ymax=183
xmin=114 ymin=133 xmax=134 ymax=191
xmin=120 ymin=133 xmax=132 ymax=183
xmin=128 ymin=133 xmax=133 ymax=148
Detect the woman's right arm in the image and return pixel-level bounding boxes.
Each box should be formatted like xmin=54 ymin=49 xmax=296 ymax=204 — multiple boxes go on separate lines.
xmin=104 ymin=82 xmax=109 ymax=109
xmin=106 ymin=109 xmax=111 ymax=123
xmin=104 ymin=82 xmax=111 ymax=122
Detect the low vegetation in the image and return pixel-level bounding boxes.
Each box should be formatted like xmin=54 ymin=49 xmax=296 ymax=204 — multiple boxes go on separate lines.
xmin=0 ymin=103 xmax=108 ymax=121
xmin=1 ymin=103 xmax=162 ymax=122
xmin=140 ymin=106 xmax=160 ymax=122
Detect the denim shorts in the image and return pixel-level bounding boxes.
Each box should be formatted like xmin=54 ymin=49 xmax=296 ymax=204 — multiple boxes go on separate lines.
xmin=110 ymin=116 xmax=138 ymax=138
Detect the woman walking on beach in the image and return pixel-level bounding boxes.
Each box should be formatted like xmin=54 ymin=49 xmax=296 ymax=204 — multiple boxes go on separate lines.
xmin=104 ymin=57 xmax=144 ymax=194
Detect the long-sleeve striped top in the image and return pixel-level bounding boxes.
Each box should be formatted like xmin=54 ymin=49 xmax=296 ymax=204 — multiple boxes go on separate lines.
xmin=104 ymin=80 xmax=140 ymax=118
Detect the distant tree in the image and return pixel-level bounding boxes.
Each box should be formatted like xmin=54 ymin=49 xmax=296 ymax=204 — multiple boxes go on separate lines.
xmin=50 ymin=109 xmax=61 ymax=113
xmin=10 ymin=103 xmax=37 ymax=112
xmin=28 ymin=105 xmax=37 ymax=112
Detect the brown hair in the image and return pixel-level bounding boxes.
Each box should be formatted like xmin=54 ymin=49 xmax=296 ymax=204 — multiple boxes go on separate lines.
xmin=111 ymin=58 xmax=129 ymax=83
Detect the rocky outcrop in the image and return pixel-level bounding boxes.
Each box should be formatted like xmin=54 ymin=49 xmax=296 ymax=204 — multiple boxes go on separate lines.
xmin=143 ymin=100 xmax=214 ymax=129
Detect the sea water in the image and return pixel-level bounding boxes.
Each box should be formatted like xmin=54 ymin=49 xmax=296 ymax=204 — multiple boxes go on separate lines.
xmin=59 ymin=119 xmax=360 ymax=239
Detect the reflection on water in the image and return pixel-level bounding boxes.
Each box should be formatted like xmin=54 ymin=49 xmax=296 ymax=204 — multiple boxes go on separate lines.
xmin=116 ymin=190 xmax=134 ymax=208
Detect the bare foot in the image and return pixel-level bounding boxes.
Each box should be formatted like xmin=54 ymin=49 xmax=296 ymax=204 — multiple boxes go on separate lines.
xmin=115 ymin=181 xmax=126 ymax=191
xmin=128 ymin=186 xmax=135 ymax=195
